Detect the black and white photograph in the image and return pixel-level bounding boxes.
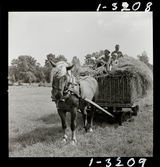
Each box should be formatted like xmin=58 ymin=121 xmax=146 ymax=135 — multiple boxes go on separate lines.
xmin=8 ymin=11 xmax=153 ymax=157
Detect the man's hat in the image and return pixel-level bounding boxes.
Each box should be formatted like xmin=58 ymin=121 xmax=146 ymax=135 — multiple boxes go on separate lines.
xmin=104 ymin=49 xmax=110 ymax=53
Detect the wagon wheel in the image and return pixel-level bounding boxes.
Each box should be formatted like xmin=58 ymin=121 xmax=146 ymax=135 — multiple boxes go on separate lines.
xmin=132 ymin=105 xmax=139 ymax=116
xmin=128 ymin=112 xmax=132 ymax=119
xmin=117 ymin=112 xmax=127 ymax=125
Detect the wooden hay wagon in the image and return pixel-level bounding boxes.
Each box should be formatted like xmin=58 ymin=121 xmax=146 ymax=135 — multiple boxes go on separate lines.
xmin=91 ymin=73 xmax=140 ymax=125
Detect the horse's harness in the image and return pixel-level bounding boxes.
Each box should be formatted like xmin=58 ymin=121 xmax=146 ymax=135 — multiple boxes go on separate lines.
xmin=52 ymin=73 xmax=83 ymax=109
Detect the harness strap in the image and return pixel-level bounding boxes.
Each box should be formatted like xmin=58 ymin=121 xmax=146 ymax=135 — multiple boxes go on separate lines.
xmin=64 ymin=76 xmax=82 ymax=100
xmin=54 ymin=75 xmax=83 ymax=109
xmin=68 ymin=87 xmax=81 ymax=99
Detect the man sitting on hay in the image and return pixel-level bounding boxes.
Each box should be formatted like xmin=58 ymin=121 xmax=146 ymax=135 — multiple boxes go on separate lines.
xmin=95 ymin=49 xmax=111 ymax=72
xmin=94 ymin=49 xmax=120 ymax=73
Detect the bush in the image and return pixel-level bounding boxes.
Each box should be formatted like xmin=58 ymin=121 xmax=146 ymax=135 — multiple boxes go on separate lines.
xmin=19 ymin=71 xmax=37 ymax=83
xmin=18 ymin=80 xmax=23 ymax=86
xmin=38 ymin=82 xmax=44 ymax=87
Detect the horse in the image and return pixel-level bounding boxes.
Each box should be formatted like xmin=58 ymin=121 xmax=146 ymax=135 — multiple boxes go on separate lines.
xmin=50 ymin=61 xmax=99 ymax=144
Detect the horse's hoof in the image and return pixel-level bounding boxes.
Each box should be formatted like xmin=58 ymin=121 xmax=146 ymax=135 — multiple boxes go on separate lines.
xmin=62 ymin=135 xmax=68 ymax=144
xmin=70 ymin=141 xmax=76 ymax=145
xmin=84 ymin=126 xmax=88 ymax=132
xmin=62 ymin=138 xmax=67 ymax=144
xmin=88 ymin=127 xmax=93 ymax=133
xmin=70 ymin=139 xmax=76 ymax=145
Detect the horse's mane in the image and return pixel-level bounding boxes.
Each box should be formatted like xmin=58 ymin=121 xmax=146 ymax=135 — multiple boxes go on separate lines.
xmin=50 ymin=61 xmax=71 ymax=84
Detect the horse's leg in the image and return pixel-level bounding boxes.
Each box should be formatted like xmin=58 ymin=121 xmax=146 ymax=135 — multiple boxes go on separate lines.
xmin=57 ymin=109 xmax=68 ymax=143
xmin=70 ymin=107 xmax=77 ymax=144
xmin=88 ymin=105 xmax=95 ymax=132
xmin=80 ymin=106 xmax=88 ymax=132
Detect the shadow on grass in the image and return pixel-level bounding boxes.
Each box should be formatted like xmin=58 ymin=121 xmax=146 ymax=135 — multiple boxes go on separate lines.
xmin=9 ymin=112 xmax=83 ymax=152
xmin=37 ymin=108 xmax=118 ymax=128
xmin=38 ymin=112 xmax=84 ymax=126
xmin=9 ymin=113 xmax=63 ymax=153
xmin=37 ymin=113 xmax=59 ymax=124
xmin=9 ymin=112 xmax=118 ymax=153
xmin=93 ymin=114 xmax=117 ymax=125
xmin=9 ymin=125 xmax=62 ymax=152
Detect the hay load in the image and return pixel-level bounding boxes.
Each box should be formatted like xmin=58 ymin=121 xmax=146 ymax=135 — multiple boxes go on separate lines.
xmin=80 ymin=57 xmax=153 ymax=103
xmin=113 ymin=56 xmax=153 ymax=97
xmin=97 ymin=56 xmax=153 ymax=104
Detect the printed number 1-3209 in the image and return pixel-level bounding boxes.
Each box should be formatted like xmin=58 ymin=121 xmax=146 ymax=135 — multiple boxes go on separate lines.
xmin=89 ymin=157 xmax=147 ymax=167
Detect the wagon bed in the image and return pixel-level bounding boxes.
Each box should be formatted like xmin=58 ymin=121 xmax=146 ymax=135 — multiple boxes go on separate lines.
xmin=94 ymin=73 xmax=140 ymax=124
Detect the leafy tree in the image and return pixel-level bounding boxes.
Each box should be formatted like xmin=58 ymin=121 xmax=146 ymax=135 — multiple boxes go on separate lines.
xmin=8 ymin=74 xmax=15 ymax=85
xmin=71 ymin=56 xmax=81 ymax=76
xmin=47 ymin=53 xmax=56 ymax=61
xmin=45 ymin=53 xmax=56 ymax=67
xmin=9 ymin=65 xmax=19 ymax=81
xmin=43 ymin=66 xmax=51 ymax=83
xmin=71 ymin=56 xmax=80 ymax=66
xmin=11 ymin=55 xmax=38 ymax=72
xmin=44 ymin=54 xmax=56 ymax=83
xmin=11 ymin=56 xmax=29 ymax=72
xmin=34 ymin=66 xmax=45 ymax=83
xmin=56 ymin=54 xmax=67 ymax=62
xmin=19 ymin=71 xmax=36 ymax=83
xmin=137 ymin=51 xmax=149 ymax=65
xmin=84 ymin=50 xmax=104 ymax=65
xmin=9 ymin=55 xmax=40 ymax=83
xmin=99 ymin=50 xmax=104 ymax=57
xmin=44 ymin=53 xmax=68 ymax=82
xmin=137 ymin=51 xmax=153 ymax=72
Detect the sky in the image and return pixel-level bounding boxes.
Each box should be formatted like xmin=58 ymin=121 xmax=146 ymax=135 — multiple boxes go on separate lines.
xmin=9 ymin=12 xmax=153 ymax=66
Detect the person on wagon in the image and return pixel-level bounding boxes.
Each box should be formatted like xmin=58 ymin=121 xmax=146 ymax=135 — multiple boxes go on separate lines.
xmin=110 ymin=53 xmax=119 ymax=71
xmin=95 ymin=49 xmax=111 ymax=72
xmin=111 ymin=44 xmax=124 ymax=59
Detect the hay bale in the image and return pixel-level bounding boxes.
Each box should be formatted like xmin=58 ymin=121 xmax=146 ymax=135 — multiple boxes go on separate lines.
xmin=111 ymin=56 xmax=153 ymax=97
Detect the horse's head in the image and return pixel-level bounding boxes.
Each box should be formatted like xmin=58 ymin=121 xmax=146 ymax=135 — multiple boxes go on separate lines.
xmin=50 ymin=61 xmax=74 ymax=100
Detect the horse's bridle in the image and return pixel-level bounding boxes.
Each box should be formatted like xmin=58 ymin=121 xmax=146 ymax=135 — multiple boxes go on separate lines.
xmin=52 ymin=73 xmax=81 ymax=110
xmin=52 ymin=84 xmax=63 ymax=91
xmin=52 ymin=74 xmax=72 ymax=93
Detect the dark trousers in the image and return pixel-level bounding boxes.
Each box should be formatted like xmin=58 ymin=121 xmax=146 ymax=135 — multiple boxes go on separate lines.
xmin=97 ymin=62 xmax=110 ymax=71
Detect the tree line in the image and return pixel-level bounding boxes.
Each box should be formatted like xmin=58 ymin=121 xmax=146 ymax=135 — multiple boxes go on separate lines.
xmin=8 ymin=51 xmax=152 ymax=84
xmin=8 ymin=54 xmax=69 ymax=84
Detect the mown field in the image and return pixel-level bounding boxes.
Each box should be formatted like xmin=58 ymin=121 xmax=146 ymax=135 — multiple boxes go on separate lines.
xmin=9 ymin=85 xmax=153 ymax=157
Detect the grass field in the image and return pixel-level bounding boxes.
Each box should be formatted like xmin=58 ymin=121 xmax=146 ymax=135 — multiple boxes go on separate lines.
xmin=9 ymin=85 xmax=153 ymax=157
